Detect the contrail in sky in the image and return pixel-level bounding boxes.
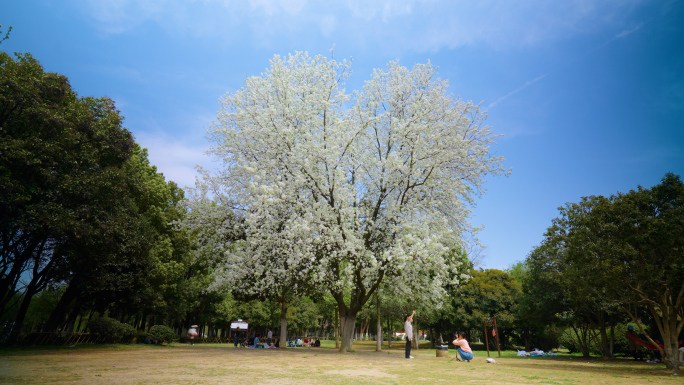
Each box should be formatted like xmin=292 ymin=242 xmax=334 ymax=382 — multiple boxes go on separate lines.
xmin=487 ymin=22 xmax=645 ymax=110
xmin=487 ymin=74 xmax=548 ymax=109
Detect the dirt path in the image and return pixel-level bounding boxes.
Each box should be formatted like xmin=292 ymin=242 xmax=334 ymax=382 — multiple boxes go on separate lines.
xmin=0 ymin=344 xmax=680 ymax=384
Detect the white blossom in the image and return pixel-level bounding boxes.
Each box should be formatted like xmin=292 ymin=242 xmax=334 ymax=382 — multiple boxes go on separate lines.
xmin=182 ymin=51 xmax=508 ymax=349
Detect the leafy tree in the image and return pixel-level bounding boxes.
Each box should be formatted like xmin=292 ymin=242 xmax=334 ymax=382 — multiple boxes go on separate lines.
xmin=526 ymin=174 xmax=684 ymax=368
xmin=0 ymin=51 xmax=135 ymax=341
xmin=178 ymin=194 xmax=307 ymax=345
xmin=449 ymin=269 xmax=520 ymax=349
xmin=541 ymin=196 xmax=626 ymax=357
xmin=1 ymin=50 xmax=196 ymax=341
xmin=196 ymin=51 xmax=507 ymax=352
xmin=581 ymin=174 xmax=684 ymax=370
xmin=40 ymin=145 xmax=190 ymax=333
xmin=518 ymin=245 xmax=570 ymax=352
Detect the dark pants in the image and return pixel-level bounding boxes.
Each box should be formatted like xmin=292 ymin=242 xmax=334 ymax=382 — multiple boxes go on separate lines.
xmin=405 ymin=339 xmax=412 ymax=358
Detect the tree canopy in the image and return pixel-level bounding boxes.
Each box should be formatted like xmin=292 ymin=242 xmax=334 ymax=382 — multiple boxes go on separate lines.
xmin=189 ymin=51 xmax=508 ymax=351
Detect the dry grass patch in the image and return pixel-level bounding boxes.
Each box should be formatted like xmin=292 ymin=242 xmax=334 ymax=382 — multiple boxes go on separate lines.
xmin=0 ymin=341 xmax=680 ymax=384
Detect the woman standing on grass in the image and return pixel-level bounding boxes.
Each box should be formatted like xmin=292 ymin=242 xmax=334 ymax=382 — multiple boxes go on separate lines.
xmin=405 ymin=310 xmax=416 ymax=359
xmin=452 ymin=332 xmax=473 ymax=362
xmin=188 ymin=325 xmax=198 ymax=346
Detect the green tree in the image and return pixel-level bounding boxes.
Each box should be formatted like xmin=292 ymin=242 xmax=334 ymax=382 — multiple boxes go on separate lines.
xmin=543 ymin=196 xmax=626 ymax=357
xmin=527 ymin=174 xmax=684 ymax=369
xmin=0 ymin=52 xmax=135 ymax=341
xmin=451 ymin=269 xmax=520 ymax=349
xmin=584 ymin=174 xmax=684 ymax=370
xmin=40 ymin=145 xmax=191 ymax=334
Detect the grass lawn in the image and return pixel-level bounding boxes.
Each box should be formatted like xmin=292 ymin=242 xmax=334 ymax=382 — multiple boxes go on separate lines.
xmin=0 ymin=340 xmax=681 ymax=384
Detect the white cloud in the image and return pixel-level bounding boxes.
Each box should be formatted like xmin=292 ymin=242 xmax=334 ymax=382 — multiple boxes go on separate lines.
xmin=73 ymin=0 xmax=647 ymax=53
xmin=135 ymin=131 xmax=211 ymax=189
xmin=615 ymin=23 xmax=642 ymax=39
xmin=248 ymin=0 xmax=307 ymax=15
xmin=319 ymin=15 xmax=337 ymax=37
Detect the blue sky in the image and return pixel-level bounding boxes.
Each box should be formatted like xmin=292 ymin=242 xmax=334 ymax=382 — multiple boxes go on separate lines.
xmin=2 ymin=0 xmax=683 ymax=269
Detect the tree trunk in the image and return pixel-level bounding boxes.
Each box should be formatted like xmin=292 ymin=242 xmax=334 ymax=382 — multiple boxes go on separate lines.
xmin=597 ymin=312 xmax=613 ymax=358
xmin=362 ymin=316 xmax=370 ymax=340
xmin=279 ymin=300 xmax=288 ymax=346
xmin=44 ymin=283 xmax=80 ymax=332
xmin=387 ymin=317 xmax=392 ymax=348
xmin=376 ymin=293 xmax=382 ymax=352
xmin=0 ymin=235 xmax=42 ymax=317
xmin=651 ymin=293 xmax=682 ymax=371
xmin=625 ymin=292 xmax=683 ymax=371
xmin=8 ymin=281 xmax=39 ymax=343
xmin=572 ymin=325 xmax=591 ymax=358
xmin=412 ymin=319 xmax=419 ymax=350
xmin=334 ymin=307 xmax=339 ymax=349
xmin=609 ymin=323 xmax=615 ymax=357
xmin=339 ymin=312 xmax=359 ymax=352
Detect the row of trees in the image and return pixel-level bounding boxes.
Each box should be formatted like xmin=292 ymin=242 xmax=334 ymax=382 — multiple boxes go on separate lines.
xmin=0 ymin=49 xmax=208 ymax=341
xmin=520 ymin=173 xmax=684 ymax=370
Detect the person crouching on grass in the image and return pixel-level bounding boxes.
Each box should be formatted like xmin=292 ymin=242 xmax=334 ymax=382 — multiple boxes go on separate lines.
xmin=452 ymin=332 xmax=473 ymax=362
xmin=405 ymin=310 xmax=416 ymax=359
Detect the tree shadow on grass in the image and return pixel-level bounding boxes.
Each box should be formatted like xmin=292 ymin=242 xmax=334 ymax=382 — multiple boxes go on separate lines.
xmin=504 ymin=356 xmax=675 ymax=380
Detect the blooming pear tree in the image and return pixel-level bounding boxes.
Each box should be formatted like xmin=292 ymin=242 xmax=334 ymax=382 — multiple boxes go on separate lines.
xmin=197 ymin=51 xmax=508 ymax=352
xmin=179 ymin=181 xmax=315 ymax=345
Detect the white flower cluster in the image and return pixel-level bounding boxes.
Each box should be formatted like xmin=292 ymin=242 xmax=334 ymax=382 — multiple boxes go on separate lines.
xmin=184 ymin=52 xmax=507 ymax=307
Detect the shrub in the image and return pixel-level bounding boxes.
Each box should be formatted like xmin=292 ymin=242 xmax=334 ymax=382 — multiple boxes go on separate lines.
xmin=137 ymin=331 xmax=151 ymax=344
xmin=149 ymin=325 xmax=176 ymax=345
xmin=119 ymin=323 xmax=137 ymax=343
xmin=558 ymin=329 xmax=586 ymax=354
xmin=88 ymin=317 xmax=136 ymax=344
xmin=558 ymin=324 xmax=635 ymax=356
xmin=529 ymin=327 xmax=561 ymax=352
xmin=611 ymin=324 xmax=633 ymax=355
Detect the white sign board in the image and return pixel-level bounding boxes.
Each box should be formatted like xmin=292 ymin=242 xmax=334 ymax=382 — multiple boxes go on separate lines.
xmin=230 ymin=321 xmax=248 ymax=330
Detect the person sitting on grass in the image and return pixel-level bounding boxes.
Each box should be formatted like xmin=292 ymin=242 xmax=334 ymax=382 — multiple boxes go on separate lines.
xmin=313 ymin=338 xmax=320 ymax=347
xmin=452 ymin=332 xmax=473 ymax=362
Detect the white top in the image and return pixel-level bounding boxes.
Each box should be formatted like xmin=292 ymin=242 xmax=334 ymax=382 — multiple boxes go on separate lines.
xmin=405 ymin=320 xmax=413 ymax=341
xmin=267 ymin=331 xmax=272 ymax=338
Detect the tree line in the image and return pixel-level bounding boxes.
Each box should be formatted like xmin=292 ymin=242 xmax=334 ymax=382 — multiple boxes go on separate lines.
xmin=519 ymin=174 xmax=684 ymax=370
xmin=0 ymin=50 xmax=202 ymax=342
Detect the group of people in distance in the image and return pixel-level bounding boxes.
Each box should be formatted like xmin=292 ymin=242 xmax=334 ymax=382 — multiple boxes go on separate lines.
xmin=232 ymin=328 xmax=280 ymax=348
xmin=404 ymin=310 xmax=472 ymax=362
xmin=227 ymin=326 xmax=322 ymax=349
xmin=288 ymin=336 xmax=321 ymax=347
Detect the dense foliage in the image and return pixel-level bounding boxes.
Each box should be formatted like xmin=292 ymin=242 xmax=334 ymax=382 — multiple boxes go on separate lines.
xmin=0 ymin=51 xmax=198 ymax=343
